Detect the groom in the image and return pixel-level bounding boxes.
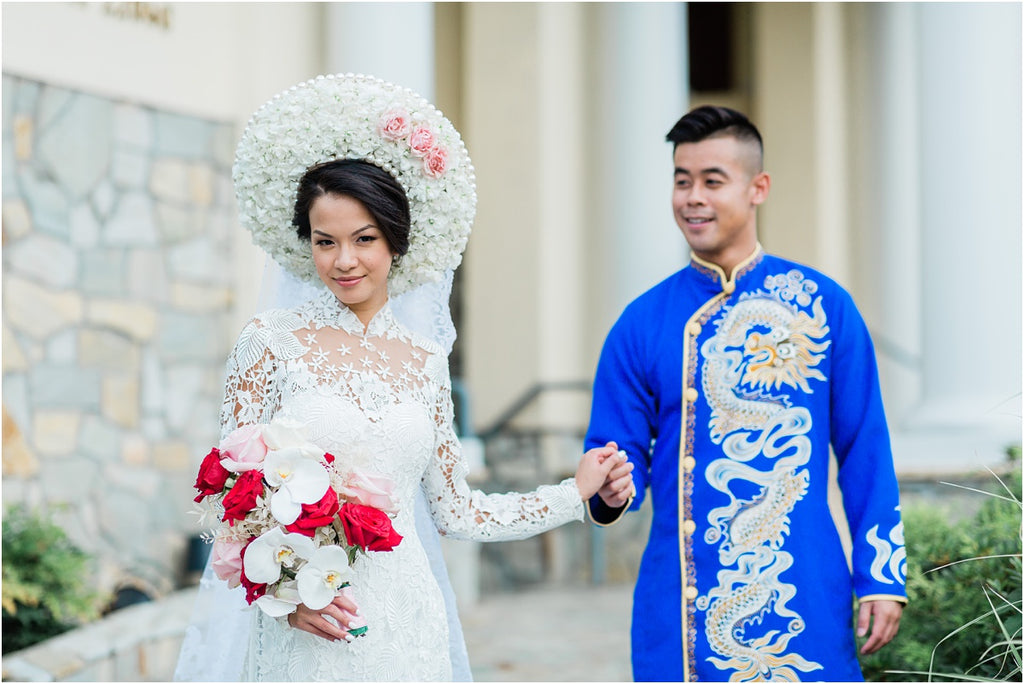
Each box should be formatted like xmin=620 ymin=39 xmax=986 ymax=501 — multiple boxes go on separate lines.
xmin=585 ymin=105 xmax=905 ymax=681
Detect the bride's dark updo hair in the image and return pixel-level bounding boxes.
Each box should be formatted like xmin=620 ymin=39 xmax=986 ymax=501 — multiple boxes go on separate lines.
xmin=292 ymin=158 xmax=411 ymax=258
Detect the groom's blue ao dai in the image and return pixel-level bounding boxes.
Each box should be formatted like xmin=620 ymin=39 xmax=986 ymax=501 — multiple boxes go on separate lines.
xmin=586 ymin=247 xmax=907 ymax=681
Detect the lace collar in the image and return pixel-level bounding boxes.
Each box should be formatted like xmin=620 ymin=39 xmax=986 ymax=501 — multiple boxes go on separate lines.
xmin=308 ymin=289 xmax=397 ymax=337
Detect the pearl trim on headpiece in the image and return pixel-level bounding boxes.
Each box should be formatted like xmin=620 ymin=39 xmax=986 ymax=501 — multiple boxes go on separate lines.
xmin=232 ymin=73 xmax=477 ymax=297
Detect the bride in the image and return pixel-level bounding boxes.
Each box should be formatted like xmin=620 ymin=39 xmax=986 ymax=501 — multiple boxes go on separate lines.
xmin=174 ymin=74 xmax=629 ymax=682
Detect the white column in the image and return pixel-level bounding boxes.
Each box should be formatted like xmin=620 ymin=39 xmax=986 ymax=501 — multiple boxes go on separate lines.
xmin=864 ymin=3 xmax=924 ymax=434
xmin=591 ymin=3 xmax=688 ymax=335
xmin=324 ymin=3 xmax=434 ymax=98
xmin=812 ymin=3 xmax=849 ymax=285
xmin=537 ymin=3 xmax=589 ymax=459
xmin=891 ymin=3 xmax=1021 ymax=472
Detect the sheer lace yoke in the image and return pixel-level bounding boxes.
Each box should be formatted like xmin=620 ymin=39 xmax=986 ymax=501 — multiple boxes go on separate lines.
xmin=287 ymin=294 xmax=442 ymax=417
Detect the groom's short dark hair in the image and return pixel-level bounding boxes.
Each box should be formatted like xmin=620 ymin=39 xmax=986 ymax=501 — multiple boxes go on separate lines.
xmin=665 ymin=105 xmax=764 ymax=171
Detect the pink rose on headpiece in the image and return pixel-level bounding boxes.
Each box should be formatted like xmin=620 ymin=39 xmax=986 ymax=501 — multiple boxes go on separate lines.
xmin=219 ymin=424 xmax=268 ymax=473
xmin=378 ymin=109 xmax=412 ymax=141
xmin=423 ymin=146 xmax=448 ymax=179
xmin=407 ymin=125 xmax=437 ymax=158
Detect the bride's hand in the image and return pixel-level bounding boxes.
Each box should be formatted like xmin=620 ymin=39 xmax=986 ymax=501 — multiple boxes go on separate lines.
xmin=574 ymin=442 xmax=621 ymax=500
xmin=288 ymin=593 xmax=362 ymax=642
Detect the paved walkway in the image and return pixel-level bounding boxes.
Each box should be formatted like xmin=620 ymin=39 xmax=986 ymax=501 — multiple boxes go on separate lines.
xmin=461 ymin=582 xmax=635 ymax=682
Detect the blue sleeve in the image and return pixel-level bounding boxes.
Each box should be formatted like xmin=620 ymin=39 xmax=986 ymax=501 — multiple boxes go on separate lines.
xmin=829 ymin=292 xmax=908 ymax=600
xmin=584 ymin=306 xmax=655 ymax=524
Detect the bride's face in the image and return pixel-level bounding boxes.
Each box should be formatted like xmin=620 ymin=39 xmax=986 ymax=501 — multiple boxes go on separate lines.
xmin=310 ymin=193 xmax=395 ymax=326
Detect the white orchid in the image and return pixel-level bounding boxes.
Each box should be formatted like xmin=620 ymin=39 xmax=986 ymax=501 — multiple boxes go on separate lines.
xmin=262 ymin=418 xmax=316 ymax=452
xmin=243 ymin=527 xmax=316 ymax=584
xmin=254 ymin=579 xmax=302 ymax=617
xmin=296 ymin=546 xmax=354 ymax=611
xmin=263 ymin=448 xmax=331 ymax=525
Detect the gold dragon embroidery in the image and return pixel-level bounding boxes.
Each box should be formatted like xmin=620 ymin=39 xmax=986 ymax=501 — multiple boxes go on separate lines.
xmin=697 ymin=271 xmax=830 ymax=680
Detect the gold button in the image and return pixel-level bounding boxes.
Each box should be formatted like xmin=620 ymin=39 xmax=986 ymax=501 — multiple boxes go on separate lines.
xmin=723 ymin=280 xmax=735 ymax=294
xmin=683 ymin=519 xmax=696 ymax=535
xmin=686 ymin=322 xmax=701 ymax=337
xmin=684 ymin=387 xmax=698 ymax=402
xmin=682 ymin=456 xmax=696 ymax=472
xmin=683 ymin=585 xmax=698 ymax=601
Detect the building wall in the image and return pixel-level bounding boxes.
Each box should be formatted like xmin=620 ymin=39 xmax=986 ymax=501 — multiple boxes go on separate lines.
xmin=1 ymin=2 xmax=325 ymax=596
xmin=2 ymin=74 xmax=235 ymax=594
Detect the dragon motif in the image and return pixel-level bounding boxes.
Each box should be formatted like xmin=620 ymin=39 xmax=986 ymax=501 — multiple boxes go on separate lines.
xmin=697 ymin=272 xmax=830 ymax=679
xmin=698 ymin=549 xmax=822 ymax=681
xmin=701 ymin=292 xmax=829 ymax=444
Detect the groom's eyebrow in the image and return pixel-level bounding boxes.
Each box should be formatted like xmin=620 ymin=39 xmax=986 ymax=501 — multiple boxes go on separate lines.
xmin=675 ymin=166 xmax=729 ymax=177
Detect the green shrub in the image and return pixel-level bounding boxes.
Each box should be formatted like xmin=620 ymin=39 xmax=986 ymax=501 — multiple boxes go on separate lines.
xmin=1 ymin=505 xmax=103 ymax=654
xmin=860 ymin=468 xmax=1022 ymax=681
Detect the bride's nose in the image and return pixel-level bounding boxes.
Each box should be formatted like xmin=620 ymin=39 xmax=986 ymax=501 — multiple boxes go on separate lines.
xmin=335 ymin=244 xmax=358 ymax=271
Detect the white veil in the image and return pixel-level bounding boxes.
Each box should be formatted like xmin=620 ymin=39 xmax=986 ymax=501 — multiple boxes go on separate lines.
xmin=173 ymin=260 xmax=471 ymax=681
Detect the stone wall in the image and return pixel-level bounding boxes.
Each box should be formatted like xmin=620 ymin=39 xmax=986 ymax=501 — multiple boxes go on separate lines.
xmin=1 ymin=588 xmax=195 ymax=682
xmin=1 ymin=73 xmax=238 ymax=597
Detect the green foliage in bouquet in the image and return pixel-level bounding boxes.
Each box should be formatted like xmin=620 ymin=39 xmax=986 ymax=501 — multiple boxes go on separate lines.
xmin=1 ymin=505 xmax=103 ymax=654
xmin=860 ymin=466 xmax=1022 ymax=682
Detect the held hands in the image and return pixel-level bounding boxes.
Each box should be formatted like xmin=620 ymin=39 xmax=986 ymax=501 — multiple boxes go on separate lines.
xmin=857 ymin=599 xmax=903 ymax=654
xmin=598 ymin=448 xmax=635 ymax=509
xmin=288 ymin=592 xmax=363 ymax=642
xmin=575 ymin=442 xmax=634 ymax=501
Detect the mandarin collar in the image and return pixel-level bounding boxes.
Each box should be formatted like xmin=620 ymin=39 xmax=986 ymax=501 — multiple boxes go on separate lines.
xmin=690 ymin=243 xmax=764 ymax=294
xmin=314 ymin=289 xmax=395 ymax=337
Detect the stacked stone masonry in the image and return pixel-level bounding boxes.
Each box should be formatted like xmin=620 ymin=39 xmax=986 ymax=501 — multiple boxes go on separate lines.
xmin=1 ymin=73 xmax=237 ymax=598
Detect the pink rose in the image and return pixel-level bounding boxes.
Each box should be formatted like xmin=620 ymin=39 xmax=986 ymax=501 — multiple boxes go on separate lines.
xmin=211 ymin=537 xmax=245 ymax=588
xmin=378 ymin=109 xmax=412 ymax=141
xmin=407 ymin=125 xmax=436 ymax=157
xmin=423 ymin=145 xmax=448 ymax=179
xmin=219 ymin=424 xmax=268 ymax=473
xmin=339 ymin=468 xmax=399 ymax=514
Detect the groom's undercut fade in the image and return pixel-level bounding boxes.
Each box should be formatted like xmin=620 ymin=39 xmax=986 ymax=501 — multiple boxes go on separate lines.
xmin=666 ymin=105 xmax=764 ymax=174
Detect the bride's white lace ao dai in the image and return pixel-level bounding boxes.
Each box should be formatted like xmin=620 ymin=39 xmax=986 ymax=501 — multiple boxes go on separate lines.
xmin=221 ymin=290 xmax=583 ymax=681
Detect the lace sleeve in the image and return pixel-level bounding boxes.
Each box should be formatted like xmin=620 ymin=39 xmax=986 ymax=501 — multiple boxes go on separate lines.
xmin=420 ymin=357 xmax=583 ymax=541
xmin=219 ymin=311 xmax=301 ymax=438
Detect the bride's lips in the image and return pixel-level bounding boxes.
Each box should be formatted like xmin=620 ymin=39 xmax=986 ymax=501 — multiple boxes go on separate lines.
xmin=335 ymin=276 xmax=364 ymax=287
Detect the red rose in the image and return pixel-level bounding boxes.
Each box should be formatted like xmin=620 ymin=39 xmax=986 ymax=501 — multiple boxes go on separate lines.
xmin=194 ymin=447 xmax=231 ymax=501
xmin=338 ymin=503 xmax=403 ymax=552
xmin=221 ymin=470 xmax=264 ymax=525
xmin=239 ymin=537 xmax=266 ymax=605
xmin=284 ymin=488 xmax=340 ymax=537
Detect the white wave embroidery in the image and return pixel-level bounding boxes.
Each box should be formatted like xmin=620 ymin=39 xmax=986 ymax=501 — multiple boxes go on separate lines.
xmin=866 ymin=507 xmax=906 ymax=585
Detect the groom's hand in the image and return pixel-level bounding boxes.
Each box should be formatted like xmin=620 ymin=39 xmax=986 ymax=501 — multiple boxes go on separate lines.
xmin=597 ymin=451 xmax=634 ymax=509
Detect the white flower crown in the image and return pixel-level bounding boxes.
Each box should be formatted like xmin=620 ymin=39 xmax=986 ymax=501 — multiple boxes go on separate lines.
xmin=232 ymin=73 xmax=477 ymax=297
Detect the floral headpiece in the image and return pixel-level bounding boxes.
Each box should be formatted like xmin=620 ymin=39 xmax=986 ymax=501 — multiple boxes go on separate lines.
xmin=232 ymin=73 xmax=477 ymax=297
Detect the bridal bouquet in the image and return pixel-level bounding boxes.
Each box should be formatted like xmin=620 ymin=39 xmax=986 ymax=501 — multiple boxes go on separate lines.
xmin=192 ymin=417 xmax=402 ymax=632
